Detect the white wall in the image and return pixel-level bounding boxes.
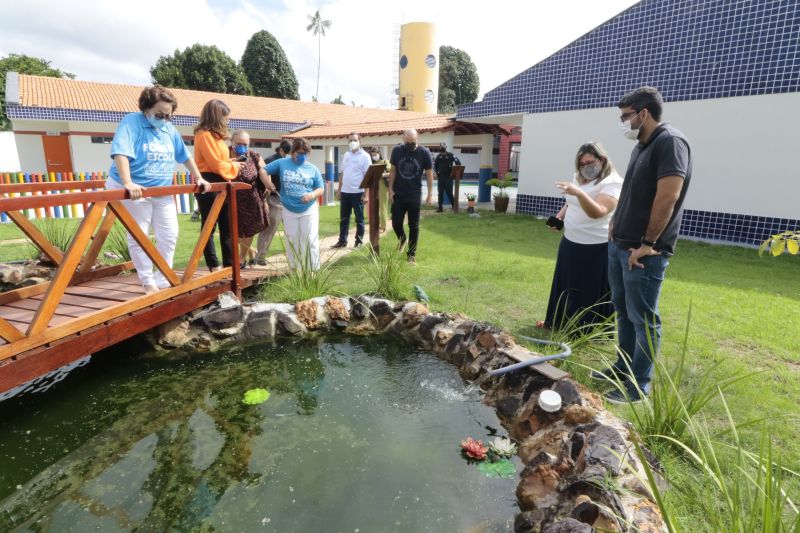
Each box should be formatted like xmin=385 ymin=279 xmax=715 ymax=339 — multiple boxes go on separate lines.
xmin=518 ymin=92 xmax=800 ymax=219
xmin=14 ymin=134 xmax=46 ymax=173
xmin=0 ymin=132 xmax=22 ymax=172
xmin=11 ymin=118 xmax=287 ymax=175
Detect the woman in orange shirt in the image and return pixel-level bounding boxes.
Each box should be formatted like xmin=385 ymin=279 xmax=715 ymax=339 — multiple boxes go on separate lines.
xmin=193 ymin=99 xmax=242 ymax=270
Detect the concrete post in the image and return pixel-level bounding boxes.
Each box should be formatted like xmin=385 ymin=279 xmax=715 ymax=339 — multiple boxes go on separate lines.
xmin=325 ymin=145 xmax=336 ymax=205
xmin=478 ymin=134 xmax=495 ymax=202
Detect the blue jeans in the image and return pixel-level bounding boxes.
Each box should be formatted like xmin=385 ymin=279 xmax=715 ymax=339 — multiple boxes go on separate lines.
xmin=338 ymin=192 xmax=365 ymax=244
xmin=607 ymin=240 xmax=670 ymax=394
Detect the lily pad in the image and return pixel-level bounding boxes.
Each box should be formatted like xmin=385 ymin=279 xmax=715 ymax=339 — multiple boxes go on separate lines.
xmin=477 ymin=459 xmax=516 ymax=479
xmin=243 ymin=388 xmax=271 ymax=405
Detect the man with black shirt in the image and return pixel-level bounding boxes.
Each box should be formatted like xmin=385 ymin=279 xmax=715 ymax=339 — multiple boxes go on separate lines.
xmin=389 ymin=129 xmax=433 ymax=263
xmin=434 ymin=142 xmax=460 ymax=212
xmin=255 ymin=140 xmax=292 ymax=266
xmin=593 ymin=87 xmax=692 ymax=404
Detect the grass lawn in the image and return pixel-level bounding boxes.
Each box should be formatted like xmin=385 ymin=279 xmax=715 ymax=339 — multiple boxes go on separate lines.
xmin=286 ymin=207 xmax=799 ymax=528
xmin=2 ymin=206 xmax=798 ymax=526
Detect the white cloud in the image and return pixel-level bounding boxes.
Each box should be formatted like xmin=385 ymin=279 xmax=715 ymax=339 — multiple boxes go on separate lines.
xmin=0 ymin=0 xmax=639 ymax=108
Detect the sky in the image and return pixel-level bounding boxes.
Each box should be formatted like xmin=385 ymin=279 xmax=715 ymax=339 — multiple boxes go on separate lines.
xmin=0 ymin=0 xmax=640 ymax=109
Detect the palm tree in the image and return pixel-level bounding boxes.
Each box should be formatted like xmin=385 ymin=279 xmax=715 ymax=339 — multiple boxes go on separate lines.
xmin=306 ymin=10 xmax=332 ymax=102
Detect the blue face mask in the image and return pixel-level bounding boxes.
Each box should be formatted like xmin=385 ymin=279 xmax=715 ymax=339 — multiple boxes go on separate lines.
xmin=147 ymin=115 xmax=166 ymax=130
xmin=295 ymin=153 xmax=307 ymax=164
xmin=234 ymin=144 xmax=248 ymax=156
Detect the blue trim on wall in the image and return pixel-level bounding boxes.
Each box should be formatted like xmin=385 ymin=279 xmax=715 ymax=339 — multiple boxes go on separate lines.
xmin=325 ymin=162 xmax=335 ymax=182
xmin=7 ymin=104 xmax=305 ymax=132
xmin=515 ymin=193 xmax=800 ymax=247
xmin=458 ymin=0 xmax=800 ymax=120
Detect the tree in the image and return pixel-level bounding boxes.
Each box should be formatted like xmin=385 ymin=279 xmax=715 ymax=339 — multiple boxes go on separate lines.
xmin=306 ymin=10 xmax=332 ymax=102
xmin=437 ymin=45 xmax=480 ymax=114
xmin=0 ymin=54 xmax=75 ymax=131
xmin=241 ymin=30 xmax=300 ymax=100
xmin=150 ymin=44 xmax=252 ymax=95
xmin=330 ymin=95 xmax=345 ymax=105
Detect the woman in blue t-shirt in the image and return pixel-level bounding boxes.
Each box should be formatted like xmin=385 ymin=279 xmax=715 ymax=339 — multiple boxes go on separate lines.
xmin=265 ymin=138 xmax=324 ymax=270
xmin=106 ymin=85 xmax=210 ymax=293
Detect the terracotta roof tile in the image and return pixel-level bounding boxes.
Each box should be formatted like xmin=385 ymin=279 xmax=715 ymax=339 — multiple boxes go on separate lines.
xmin=285 ymin=116 xmax=455 ymax=139
xmin=16 ymin=74 xmax=439 ymax=125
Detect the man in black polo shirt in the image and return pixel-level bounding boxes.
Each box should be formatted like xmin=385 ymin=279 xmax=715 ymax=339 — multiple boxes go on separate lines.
xmin=434 ymin=142 xmax=460 ymax=212
xmin=389 ymin=129 xmax=433 ymax=263
xmin=593 ymin=87 xmax=692 ymax=404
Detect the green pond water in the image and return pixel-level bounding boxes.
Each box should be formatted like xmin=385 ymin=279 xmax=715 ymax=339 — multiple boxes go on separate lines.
xmin=0 ymin=336 xmax=519 ymax=532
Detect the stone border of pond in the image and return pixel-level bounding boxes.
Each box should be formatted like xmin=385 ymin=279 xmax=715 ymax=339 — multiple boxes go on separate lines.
xmin=148 ymin=292 xmax=667 ymax=532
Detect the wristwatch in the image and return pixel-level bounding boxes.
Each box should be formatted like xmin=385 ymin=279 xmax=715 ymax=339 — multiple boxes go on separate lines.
xmin=640 ymin=236 xmax=657 ymax=247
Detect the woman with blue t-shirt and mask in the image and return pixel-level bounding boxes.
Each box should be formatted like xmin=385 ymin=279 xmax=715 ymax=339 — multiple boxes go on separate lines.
xmin=265 ymin=138 xmax=324 ymax=270
xmin=106 ymin=85 xmax=210 ymax=293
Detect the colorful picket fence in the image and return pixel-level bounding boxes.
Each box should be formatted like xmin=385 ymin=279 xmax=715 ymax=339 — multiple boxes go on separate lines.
xmin=0 ymin=171 xmax=197 ymax=222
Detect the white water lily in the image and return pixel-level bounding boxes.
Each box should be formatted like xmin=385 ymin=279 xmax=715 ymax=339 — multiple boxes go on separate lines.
xmin=489 ymin=437 xmax=517 ymax=457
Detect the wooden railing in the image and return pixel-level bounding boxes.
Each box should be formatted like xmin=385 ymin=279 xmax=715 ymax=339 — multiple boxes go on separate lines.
xmin=0 ymin=180 xmax=248 ymax=358
xmin=0 ymin=171 xmax=199 ymax=220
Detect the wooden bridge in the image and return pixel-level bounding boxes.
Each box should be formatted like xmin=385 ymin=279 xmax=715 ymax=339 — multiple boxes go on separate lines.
xmin=0 ymin=180 xmax=271 ymax=397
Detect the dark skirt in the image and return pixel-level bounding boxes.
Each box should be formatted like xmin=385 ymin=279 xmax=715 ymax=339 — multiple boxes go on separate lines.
xmin=544 ymin=237 xmax=613 ymax=330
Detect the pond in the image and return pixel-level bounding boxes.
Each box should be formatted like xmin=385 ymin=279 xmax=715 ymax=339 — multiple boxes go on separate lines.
xmin=0 ymin=336 xmax=519 ymax=532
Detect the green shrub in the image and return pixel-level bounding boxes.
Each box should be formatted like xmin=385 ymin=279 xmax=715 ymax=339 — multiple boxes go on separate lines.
xmin=260 ymin=236 xmax=338 ymax=302
xmin=359 ymin=244 xmax=408 ymax=300
xmin=33 ymin=218 xmax=79 ymax=253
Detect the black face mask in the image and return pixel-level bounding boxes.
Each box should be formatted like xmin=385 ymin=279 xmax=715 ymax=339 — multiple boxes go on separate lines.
xmin=405 ymin=142 xmax=416 ymax=151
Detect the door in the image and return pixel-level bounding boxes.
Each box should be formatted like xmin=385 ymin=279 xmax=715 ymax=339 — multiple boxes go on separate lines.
xmin=42 ymin=134 xmax=73 ymax=175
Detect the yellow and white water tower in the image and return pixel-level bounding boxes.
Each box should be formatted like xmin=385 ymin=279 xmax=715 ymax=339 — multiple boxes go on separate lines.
xmin=398 ymin=22 xmax=439 ymax=113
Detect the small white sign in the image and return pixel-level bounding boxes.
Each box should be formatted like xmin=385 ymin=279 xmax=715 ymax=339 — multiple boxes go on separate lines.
xmin=46 ymin=131 xmax=61 ymax=136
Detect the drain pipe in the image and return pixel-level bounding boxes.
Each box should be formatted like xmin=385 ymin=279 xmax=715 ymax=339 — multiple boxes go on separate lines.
xmin=487 ymin=336 xmax=572 ymax=377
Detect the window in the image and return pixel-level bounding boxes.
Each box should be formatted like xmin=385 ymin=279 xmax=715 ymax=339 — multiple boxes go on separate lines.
xmin=312 ymin=145 xmax=324 ymax=150
xmin=90 ymin=136 xmax=113 ymax=144
xmin=459 ymin=147 xmax=479 ymax=154
xmin=251 ymin=141 xmax=272 ymax=148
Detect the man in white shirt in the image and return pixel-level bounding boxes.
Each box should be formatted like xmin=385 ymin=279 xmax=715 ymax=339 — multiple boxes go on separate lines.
xmin=333 ymin=132 xmax=371 ymax=248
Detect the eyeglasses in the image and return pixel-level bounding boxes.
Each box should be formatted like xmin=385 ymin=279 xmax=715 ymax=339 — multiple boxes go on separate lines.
xmin=154 ymin=112 xmax=174 ymax=121
xmin=619 ymin=110 xmax=640 ymax=122
xmin=235 ymin=143 xmax=249 ymax=149
xmin=578 ymin=159 xmax=600 ymax=167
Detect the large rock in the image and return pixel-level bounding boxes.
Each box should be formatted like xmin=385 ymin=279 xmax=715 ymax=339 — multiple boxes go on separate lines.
xmin=369 ymin=298 xmax=397 ymax=329
xmin=154 ymin=317 xmax=196 ymax=349
xmin=542 ymin=518 xmax=592 ymax=533
xmin=325 ymin=297 xmax=350 ymax=325
xmin=245 ymin=307 xmax=276 ymax=338
xmin=402 ymin=301 xmax=430 ymax=329
xmin=517 ymin=464 xmax=561 ymax=511
xmin=276 ymin=310 xmax=306 ymax=336
xmin=577 ymin=425 xmax=627 ymax=476
xmin=201 ymin=292 xmax=243 ymax=330
xmin=295 ymin=299 xmax=323 ymax=329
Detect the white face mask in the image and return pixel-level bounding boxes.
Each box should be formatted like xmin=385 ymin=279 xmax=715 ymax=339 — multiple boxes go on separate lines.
xmin=580 ymin=162 xmax=602 ymax=180
xmin=371 ymin=154 xmax=380 ymax=161
xmin=349 ymin=140 xmax=360 ymax=151
xmin=619 ymin=110 xmax=642 ymax=140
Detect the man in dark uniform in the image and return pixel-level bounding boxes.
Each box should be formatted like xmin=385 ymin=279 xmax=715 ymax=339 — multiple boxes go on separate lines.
xmin=434 ymin=142 xmax=460 ymax=212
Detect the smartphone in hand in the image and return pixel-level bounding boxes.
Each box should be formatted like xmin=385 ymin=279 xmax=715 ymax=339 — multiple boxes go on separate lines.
xmin=236 ymin=155 xmax=248 ymax=162
xmin=545 ymin=216 xmax=564 ymax=231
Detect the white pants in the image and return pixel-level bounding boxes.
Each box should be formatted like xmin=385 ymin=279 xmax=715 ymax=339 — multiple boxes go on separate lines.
xmin=106 ymin=178 xmax=179 ymax=288
xmin=282 ymin=203 xmax=320 ymax=270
